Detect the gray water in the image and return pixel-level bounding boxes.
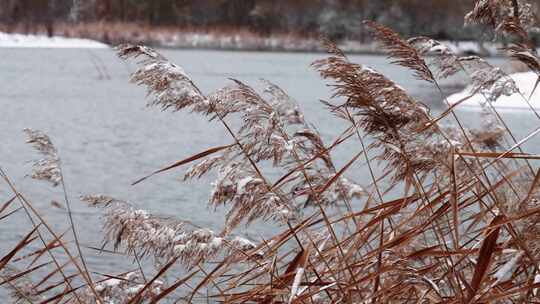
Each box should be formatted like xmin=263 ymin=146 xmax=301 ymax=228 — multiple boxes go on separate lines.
xmin=1 ymin=48 xmax=539 ymax=295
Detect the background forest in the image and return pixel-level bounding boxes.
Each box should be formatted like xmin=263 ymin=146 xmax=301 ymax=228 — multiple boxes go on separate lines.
xmin=2 ymin=0 xmax=539 ymax=44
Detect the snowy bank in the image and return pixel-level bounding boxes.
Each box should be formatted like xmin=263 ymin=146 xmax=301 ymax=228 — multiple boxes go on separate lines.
xmin=447 ymin=72 xmax=540 ymax=111
xmin=3 ymin=26 xmax=536 ymax=55
xmin=0 ymin=32 xmax=108 ymax=49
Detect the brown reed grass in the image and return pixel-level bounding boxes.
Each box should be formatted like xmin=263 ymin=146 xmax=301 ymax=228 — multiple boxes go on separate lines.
xmin=2 ymin=0 xmax=540 ymax=303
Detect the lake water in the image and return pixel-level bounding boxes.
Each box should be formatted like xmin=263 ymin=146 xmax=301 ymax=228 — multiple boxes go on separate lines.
xmin=1 ymin=48 xmax=539 ymax=295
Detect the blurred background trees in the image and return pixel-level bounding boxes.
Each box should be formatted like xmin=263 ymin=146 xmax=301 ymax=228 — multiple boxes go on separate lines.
xmin=0 ymin=0 xmax=538 ymax=42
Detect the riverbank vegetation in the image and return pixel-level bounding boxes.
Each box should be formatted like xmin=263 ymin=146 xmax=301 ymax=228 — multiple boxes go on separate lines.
xmin=1 ymin=1 xmax=539 ymax=53
xmin=2 ymin=1 xmax=540 ymax=303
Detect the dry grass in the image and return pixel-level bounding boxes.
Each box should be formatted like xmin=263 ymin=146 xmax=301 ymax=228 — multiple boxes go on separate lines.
xmin=2 ymin=1 xmax=540 ymax=303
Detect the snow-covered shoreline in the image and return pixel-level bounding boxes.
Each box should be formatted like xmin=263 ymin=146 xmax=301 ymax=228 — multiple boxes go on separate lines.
xmin=1 ymin=30 xmax=537 ymax=56
xmin=0 ymin=32 xmax=108 ymax=49
xmin=447 ymin=72 xmax=540 ymax=111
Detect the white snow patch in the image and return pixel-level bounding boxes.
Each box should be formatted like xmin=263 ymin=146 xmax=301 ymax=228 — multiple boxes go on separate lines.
xmin=126 ymin=285 xmax=144 ymax=294
xmin=494 ymin=251 xmax=523 ymax=284
xmin=535 ymin=273 xmax=540 ymax=296
xmin=103 ymin=278 xmax=121 ymax=287
xmin=0 ymin=32 xmax=108 ymax=49
xmin=447 ymin=72 xmax=540 ymax=111
xmin=236 ymin=177 xmax=262 ymax=194
xmin=209 ymin=237 xmax=223 ymax=249
xmin=232 ymin=236 xmax=256 ymax=251
xmin=288 ymin=267 xmax=304 ymax=304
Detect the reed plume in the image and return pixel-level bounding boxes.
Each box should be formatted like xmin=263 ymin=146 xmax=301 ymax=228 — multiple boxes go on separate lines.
xmin=23 ymin=128 xmax=61 ymax=186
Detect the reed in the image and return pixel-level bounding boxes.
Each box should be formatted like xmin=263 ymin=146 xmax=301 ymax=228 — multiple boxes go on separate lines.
xmin=2 ymin=1 xmax=540 ymax=303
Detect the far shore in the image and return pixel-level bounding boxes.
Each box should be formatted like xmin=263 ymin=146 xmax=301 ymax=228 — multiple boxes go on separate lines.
xmin=4 ymin=22 xmax=538 ymax=56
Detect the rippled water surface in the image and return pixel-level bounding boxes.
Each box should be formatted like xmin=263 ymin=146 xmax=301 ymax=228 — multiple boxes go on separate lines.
xmin=1 ymin=48 xmax=539 ymax=290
